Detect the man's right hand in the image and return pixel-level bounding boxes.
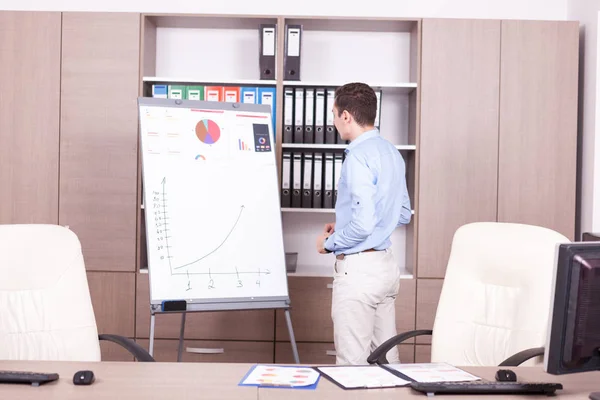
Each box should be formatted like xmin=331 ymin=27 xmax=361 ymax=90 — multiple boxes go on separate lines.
xmin=324 ymin=222 xmax=335 ymax=234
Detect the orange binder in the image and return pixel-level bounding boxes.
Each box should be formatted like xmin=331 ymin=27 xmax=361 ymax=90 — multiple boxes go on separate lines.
xmin=224 ymin=86 xmax=240 ymax=102
xmin=204 ymin=86 xmax=224 ymax=102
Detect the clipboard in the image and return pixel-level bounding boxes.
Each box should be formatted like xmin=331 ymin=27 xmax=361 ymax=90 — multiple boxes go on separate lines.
xmin=316 ymin=365 xmax=411 ymax=390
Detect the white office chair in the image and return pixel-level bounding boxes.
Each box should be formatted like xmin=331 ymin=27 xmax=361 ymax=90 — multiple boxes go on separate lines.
xmin=0 ymin=224 xmax=153 ymax=362
xmin=369 ymin=222 xmax=570 ymax=366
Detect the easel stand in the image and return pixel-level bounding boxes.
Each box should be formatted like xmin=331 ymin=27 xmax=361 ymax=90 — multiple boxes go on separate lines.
xmin=139 ymin=98 xmax=299 ymax=365
xmin=148 ymin=300 xmax=300 ymax=364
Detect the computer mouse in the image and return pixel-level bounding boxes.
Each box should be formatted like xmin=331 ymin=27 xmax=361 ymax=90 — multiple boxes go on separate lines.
xmin=495 ymin=369 xmax=517 ymax=382
xmin=73 ymin=370 xmax=95 ymax=385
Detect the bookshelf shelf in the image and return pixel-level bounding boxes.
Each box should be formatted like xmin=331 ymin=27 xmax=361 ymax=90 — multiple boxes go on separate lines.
xmin=143 ymin=14 xmax=278 ymax=81
xmin=143 ymin=77 xmax=277 ymax=86
xmin=282 ymin=207 xmax=415 ymax=215
xmin=281 ymin=208 xmax=335 ymax=214
xmin=282 ymin=143 xmax=417 ymax=151
xmin=286 ymin=264 xmax=414 ymax=279
xmin=283 ymin=81 xmax=417 ymax=94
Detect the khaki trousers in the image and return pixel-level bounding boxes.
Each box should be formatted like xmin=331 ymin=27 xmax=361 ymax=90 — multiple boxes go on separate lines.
xmin=331 ymin=248 xmax=401 ymax=365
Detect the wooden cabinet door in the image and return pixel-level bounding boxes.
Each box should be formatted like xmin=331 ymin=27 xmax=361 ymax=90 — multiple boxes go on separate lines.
xmin=137 ymin=339 xmax=274 ymax=363
xmin=498 ymin=21 xmax=579 ymax=240
xmin=418 ymin=19 xmax=501 ymax=278
xmin=59 ymin=12 xmax=140 ymax=271
xmin=0 ymin=11 xmax=61 ymax=224
xmin=87 ymin=271 xmax=135 ymax=338
xmin=135 ymin=273 xmax=275 ymax=341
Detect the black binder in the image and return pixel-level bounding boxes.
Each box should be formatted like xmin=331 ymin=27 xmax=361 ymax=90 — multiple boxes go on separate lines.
xmin=284 ymin=25 xmax=302 ymax=80
xmin=259 ymin=24 xmax=276 ymax=80
xmin=292 ymin=153 xmax=302 ymax=207
xmin=304 ymin=88 xmax=315 ymax=143
xmin=283 ymin=88 xmax=294 ymax=143
xmin=314 ymin=88 xmax=325 ymax=144
xmin=281 ymin=152 xmax=292 ymax=207
xmin=302 ymin=153 xmax=313 ymax=208
xmin=313 ymin=153 xmax=323 ymax=208
xmin=323 ymin=152 xmax=334 ymax=208
xmin=294 ymin=87 xmax=304 ymax=143
xmin=325 ymin=88 xmax=336 ymax=144
xmin=333 ymin=153 xmax=343 ymax=206
xmin=374 ymin=89 xmax=382 ymax=129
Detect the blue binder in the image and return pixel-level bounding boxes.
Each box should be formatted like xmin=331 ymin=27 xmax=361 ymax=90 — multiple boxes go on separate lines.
xmin=258 ymin=87 xmax=277 ymax=141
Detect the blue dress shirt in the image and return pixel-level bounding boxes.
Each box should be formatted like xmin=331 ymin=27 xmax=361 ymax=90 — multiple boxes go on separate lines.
xmin=324 ymin=129 xmax=411 ymax=255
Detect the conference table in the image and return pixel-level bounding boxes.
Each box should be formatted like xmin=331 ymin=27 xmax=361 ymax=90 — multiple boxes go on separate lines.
xmin=0 ymin=360 xmax=598 ymax=399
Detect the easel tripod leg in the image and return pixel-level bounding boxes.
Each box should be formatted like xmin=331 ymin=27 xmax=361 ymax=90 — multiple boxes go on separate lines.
xmin=177 ymin=312 xmax=186 ymax=362
xmin=284 ymin=308 xmax=300 ymax=364
xmin=149 ymin=313 xmax=156 ymax=357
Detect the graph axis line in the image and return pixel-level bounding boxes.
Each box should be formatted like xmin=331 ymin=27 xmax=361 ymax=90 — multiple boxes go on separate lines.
xmin=172 ymin=270 xmax=271 ymax=276
xmin=161 ymin=177 xmax=173 ymax=275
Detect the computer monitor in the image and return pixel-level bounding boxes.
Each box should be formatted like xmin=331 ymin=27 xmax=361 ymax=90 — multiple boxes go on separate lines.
xmin=544 ymin=242 xmax=600 ymax=375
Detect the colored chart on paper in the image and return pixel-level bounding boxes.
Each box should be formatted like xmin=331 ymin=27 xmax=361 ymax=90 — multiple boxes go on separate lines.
xmin=195 ymin=119 xmax=221 ymax=144
xmin=238 ymin=139 xmax=251 ymax=151
xmin=239 ymin=365 xmax=320 ymax=389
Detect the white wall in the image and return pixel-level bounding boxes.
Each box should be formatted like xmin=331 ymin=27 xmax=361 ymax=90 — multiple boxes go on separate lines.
xmin=0 ymin=0 xmax=568 ymax=20
xmin=568 ymin=1 xmax=600 ymax=235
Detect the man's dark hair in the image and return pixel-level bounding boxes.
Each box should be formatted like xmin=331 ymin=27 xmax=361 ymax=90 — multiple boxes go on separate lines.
xmin=334 ymin=82 xmax=377 ymax=127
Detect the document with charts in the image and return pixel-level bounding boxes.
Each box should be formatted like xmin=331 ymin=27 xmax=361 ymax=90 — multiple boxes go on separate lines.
xmin=239 ymin=365 xmax=320 ymax=389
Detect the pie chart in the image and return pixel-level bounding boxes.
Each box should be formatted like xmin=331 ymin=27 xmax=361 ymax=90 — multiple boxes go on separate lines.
xmin=195 ymin=119 xmax=221 ymax=144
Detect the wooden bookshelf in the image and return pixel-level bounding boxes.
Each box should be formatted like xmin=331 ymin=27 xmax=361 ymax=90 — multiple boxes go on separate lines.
xmin=133 ymin=13 xmax=423 ymax=364
xmin=139 ymin=13 xmax=421 ymax=279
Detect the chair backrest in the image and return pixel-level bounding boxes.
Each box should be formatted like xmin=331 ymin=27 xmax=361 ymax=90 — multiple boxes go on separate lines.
xmin=0 ymin=224 xmax=101 ymax=361
xmin=430 ymin=222 xmax=570 ymax=366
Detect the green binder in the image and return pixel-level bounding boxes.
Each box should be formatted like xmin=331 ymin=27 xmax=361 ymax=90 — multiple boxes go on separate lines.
xmin=186 ymin=85 xmax=204 ymax=101
xmin=168 ymin=85 xmax=186 ymax=99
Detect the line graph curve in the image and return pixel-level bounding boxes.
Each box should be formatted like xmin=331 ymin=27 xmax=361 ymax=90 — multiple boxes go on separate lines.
xmin=173 ymin=205 xmax=245 ymax=270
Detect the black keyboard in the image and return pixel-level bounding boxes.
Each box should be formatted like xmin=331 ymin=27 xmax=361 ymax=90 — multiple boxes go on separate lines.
xmin=410 ymin=381 xmax=563 ymax=396
xmin=0 ymin=370 xmax=59 ymax=386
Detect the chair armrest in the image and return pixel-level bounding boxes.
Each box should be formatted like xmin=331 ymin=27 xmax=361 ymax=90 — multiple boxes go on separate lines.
xmin=98 ymin=334 xmax=155 ymax=362
xmin=498 ymin=347 xmax=544 ymax=366
xmin=367 ymin=329 xmax=433 ymax=364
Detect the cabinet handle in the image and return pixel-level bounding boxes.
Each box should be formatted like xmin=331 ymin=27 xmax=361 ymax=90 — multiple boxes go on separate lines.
xmin=186 ymin=347 xmax=225 ymax=354
xmin=327 ymin=284 xmax=333 ymax=289
xmin=326 ymin=350 xmax=337 ymax=356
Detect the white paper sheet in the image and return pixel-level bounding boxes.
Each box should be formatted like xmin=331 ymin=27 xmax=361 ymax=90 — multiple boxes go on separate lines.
xmin=385 ymin=363 xmax=481 ymax=383
xmin=317 ymin=366 xmax=411 ymax=389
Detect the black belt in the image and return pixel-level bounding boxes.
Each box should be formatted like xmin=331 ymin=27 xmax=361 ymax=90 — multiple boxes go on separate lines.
xmin=336 ymin=248 xmax=379 ymax=260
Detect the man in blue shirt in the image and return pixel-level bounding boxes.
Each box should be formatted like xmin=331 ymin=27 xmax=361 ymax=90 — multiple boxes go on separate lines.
xmin=316 ymin=82 xmax=412 ymax=365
